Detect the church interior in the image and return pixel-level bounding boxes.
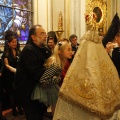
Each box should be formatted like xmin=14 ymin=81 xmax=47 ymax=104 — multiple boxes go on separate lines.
xmin=0 ymin=0 xmax=120 ymax=120
xmin=0 ymin=0 xmax=120 ymax=51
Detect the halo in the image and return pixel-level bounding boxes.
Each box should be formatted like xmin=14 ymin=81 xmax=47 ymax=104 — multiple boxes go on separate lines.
xmin=85 ymin=0 xmax=107 ymax=32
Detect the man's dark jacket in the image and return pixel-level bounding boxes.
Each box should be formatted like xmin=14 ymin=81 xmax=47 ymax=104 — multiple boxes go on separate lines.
xmin=111 ymin=47 xmax=120 ymax=78
xmin=14 ymin=42 xmax=51 ymax=104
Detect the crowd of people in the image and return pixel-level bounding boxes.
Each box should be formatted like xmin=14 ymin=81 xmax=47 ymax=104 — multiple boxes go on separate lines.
xmin=0 ymin=24 xmax=78 ymax=120
xmin=0 ymin=12 xmax=120 ymax=120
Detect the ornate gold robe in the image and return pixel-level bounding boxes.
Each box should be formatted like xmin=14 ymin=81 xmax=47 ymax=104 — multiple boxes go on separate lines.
xmin=53 ymin=30 xmax=120 ymax=120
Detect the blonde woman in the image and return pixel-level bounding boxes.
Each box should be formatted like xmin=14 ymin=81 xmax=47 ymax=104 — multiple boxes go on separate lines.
xmin=31 ymin=40 xmax=72 ymax=114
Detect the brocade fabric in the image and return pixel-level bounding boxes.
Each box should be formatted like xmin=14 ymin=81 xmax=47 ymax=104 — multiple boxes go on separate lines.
xmin=53 ymin=30 xmax=120 ymax=120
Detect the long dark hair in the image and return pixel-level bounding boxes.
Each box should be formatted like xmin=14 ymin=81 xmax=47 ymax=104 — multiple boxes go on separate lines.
xmin=4 ymin=30 xmax=20 ymax=52
xmin=4 ymin=31 xmax=21 ymax=57
xmin=47 ymin=31 xmax=58 ymax=44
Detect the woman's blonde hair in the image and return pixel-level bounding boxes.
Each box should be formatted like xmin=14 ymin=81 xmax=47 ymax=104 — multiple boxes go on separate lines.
xmin=44 ymin=40 xmax=70 ymax=69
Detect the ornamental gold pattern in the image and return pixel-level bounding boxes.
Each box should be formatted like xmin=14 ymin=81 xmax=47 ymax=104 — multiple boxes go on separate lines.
xmin=59 ymin=30 xmax=120 ymax=119
xmin=56 ymin=11 xmax=64 ymax=40
xmin=85 ymin=0 xmax=107 ymax=33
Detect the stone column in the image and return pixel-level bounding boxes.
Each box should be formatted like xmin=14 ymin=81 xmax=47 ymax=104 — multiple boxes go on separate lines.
xmin=69 ymin=0 xmax=86 ymax=42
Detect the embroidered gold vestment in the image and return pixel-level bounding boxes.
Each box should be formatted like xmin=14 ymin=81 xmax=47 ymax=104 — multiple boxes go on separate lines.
xmin=59 ymin=30 xmax=120 ymax=119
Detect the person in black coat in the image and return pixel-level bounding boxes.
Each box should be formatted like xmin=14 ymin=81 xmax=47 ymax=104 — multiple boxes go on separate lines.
xmin=0 ymin=52 xmax=6 ymax=120
xmin=102 ymin=13 xmax=120 ymax=77
xmin=111 ymin=47 xmax=120 ymax=77
xmin=2 ymin=30 xmax=23 ymax=116
xmin=14 ymin=25 xmax=51 ymax=120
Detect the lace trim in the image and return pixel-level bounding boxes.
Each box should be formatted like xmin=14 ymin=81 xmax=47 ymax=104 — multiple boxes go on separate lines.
xmin=59 ymin=91 xmax=120 ymax=120
xmin=80 ymin=30 xmax=101 ymax=43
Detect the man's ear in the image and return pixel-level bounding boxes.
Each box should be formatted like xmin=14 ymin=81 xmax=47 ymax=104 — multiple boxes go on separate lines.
xmin=114 ymin=36 xmax=118 ymax=42
xmin=31 ymin=35 xmax=36 ymax=41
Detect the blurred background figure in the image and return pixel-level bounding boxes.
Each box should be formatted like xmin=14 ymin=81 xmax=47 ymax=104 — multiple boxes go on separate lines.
xmin=69 ymin=34 xmax=79 ymax=62
xmin=47 ymin=31 xmax=58 ymax=44
xmin=47 ymin=37 xmax=56 ymax=53
xmin=47 ymin=31 xmax=58 ymax=53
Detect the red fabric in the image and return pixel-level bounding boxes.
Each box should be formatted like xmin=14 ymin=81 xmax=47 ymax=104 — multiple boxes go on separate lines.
xmin=59 ymin=60 xmax=70 ymax=87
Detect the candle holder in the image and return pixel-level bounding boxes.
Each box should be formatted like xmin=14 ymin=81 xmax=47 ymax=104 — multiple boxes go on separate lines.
xmin=56 ymin=30 xmax=64 ymax=40
xmin=56 ymin=11 xmax=64 ymax=40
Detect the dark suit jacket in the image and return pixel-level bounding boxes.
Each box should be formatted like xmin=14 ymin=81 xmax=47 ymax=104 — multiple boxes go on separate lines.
xmin=14 ymin=42 xmax=51 ymax=104
xmin=111 ymin=47 xmax=120 ymax=77
xmin=68 ymin=43 xmax=80 ymax=63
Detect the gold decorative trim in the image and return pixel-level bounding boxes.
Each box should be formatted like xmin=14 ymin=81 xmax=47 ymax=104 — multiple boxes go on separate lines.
xmin=59 ymin=91 xmax=120 ymax=120
xmin=86 ymin=0 xmax=107 ymax=35
xmin=55 ymin=11 xmax=64 ymax=40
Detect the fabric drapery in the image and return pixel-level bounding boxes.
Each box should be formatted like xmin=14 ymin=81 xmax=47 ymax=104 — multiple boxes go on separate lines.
xmin=58 ymin=30 xmax=120 ymax=119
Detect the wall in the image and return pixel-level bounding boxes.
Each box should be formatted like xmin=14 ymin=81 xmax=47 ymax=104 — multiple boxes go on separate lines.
xmin=33 ymin=0 xmax=65 ymax=34
xmin=34 ymin=0 xmax=86 ymax=41
xmin=33 ymin=0 xmax=48 ymax=32
xmin=117 ymin=0 xmax=120 ymax=16
xmin=69 ymin=0 xmax=86 ymax=41
xmin=106 ymin=0 xmax=120 ymax=29
xmin=36 ymin=0 xmax=120 ymax=40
